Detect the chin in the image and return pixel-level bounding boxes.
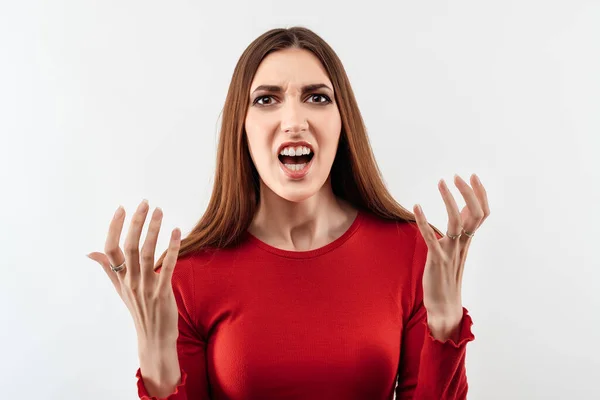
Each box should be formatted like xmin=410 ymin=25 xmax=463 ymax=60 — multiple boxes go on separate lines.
xmin=276 ymin=189 xmax=318 ymax=203
xmin=267 ymin=179 xmax=319 ymax=202
xmin=262 ymin=174 xmax=325 ymax=203
xmin=257 ymin=161 xmax=331 ymax=203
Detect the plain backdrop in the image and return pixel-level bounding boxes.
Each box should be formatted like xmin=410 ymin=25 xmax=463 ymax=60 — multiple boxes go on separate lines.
xmin=1 ymin=1 xmax=599 ymax=399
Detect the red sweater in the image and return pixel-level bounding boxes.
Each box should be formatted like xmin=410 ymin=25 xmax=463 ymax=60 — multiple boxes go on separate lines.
xmin=136 ymin=209 xmax=475 ymax=399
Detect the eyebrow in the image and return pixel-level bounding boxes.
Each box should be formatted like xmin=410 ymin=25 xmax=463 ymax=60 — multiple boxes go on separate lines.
xmin=250 ymin=83 xmax=333 ymax=95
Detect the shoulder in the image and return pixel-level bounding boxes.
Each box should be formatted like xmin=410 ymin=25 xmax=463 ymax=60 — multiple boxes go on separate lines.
xmin=175 ymin=248 xmax=221 ymax=274
xmin=168 ymin=249 xmax=225 ymax=295
xmin=359 ymin=209 xmax=420 ymax=243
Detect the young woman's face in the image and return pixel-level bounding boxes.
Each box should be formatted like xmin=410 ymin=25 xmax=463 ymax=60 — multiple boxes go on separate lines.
xmin=245 ymin=48 xmax=342 ymax=203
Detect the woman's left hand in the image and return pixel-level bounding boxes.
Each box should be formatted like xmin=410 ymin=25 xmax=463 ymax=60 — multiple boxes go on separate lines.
xmin=413 ymin=174 xmax=490 ymax=339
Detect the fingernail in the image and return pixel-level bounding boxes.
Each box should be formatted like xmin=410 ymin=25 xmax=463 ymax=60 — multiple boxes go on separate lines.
xmin=474 ymin=174 xmax=481 ymax=184
xmin=138 ymin=199 xmax=149 ymax=211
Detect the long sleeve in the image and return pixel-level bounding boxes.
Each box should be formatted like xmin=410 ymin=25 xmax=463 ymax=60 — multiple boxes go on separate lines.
xmin=395 ymin=229 xmax=475 ymax=400
xmin=135 ymin=258 xmax=211 ymax=400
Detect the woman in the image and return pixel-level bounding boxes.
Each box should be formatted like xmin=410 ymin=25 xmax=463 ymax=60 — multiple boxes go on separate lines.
xmin=88 ymin=26 xmax=490 ymax=400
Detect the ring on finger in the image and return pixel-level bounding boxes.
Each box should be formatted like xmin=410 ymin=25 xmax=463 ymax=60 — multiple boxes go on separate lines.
xmin=110 ymin=261 xmax=126 ymax=273
xmin=447 ymin=231 xmax=462 ymax=240
xmin=447 ymin=225 xmax=476 ymax=239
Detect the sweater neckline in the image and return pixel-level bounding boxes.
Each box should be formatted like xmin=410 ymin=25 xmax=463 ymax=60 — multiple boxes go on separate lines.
xmin=244 ymin=209 xmax=364 ymax=259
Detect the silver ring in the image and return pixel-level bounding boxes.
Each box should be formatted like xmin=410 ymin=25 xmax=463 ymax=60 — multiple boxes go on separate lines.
xmin=447 ymin=229 xmax=476 ymax=239
xmin=447 ymin=232 xmax=462 ymax=240
xmin=463 ymin=229 xmax=475 ymax=238
xmin=110 ymin=261 xmax=126 ymax=273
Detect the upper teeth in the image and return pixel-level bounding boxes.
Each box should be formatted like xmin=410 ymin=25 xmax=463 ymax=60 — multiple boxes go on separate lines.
xmin=280 ymin=146 xmax=312 ymax=156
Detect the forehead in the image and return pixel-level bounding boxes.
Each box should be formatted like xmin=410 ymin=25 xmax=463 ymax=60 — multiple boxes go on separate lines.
xmin=250 ymin=48 xmax=332 ymax=91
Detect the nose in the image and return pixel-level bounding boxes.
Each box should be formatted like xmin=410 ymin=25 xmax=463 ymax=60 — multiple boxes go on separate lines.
xmin=283 ymin=118 xmax=308 ymax=134
xmin=281 ymin=103 xmax=308 ymax=134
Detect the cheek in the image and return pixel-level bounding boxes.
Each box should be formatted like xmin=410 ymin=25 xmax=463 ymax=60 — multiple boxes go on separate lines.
xmin=319 ymin=110 xmax=341 ymax=139
xmin=245 ymin=130 xmax=276 ymax=172
xmin=247 ymin=138 xmax=270 ymax=168
xmin=318 ymin=123 xmax=342 ymax=161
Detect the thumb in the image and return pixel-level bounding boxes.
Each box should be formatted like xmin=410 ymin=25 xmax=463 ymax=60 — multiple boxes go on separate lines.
xmin=87 ymin=251 xmax=123 ymax=297
xmin=87 ymin=252 xmax=109 ymax=267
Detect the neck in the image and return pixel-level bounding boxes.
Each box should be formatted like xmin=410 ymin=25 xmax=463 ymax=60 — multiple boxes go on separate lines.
xmin=248 ymin=176 xmax=357 ymax=251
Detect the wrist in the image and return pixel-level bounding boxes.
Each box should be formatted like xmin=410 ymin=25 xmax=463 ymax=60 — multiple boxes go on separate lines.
xmin=427 ymin=307 xmax=463 ymax=342
xmin=138 ymin=337 xmax=178 ymax=353
xmin=138 ymin=343 xmax=181 ymax=390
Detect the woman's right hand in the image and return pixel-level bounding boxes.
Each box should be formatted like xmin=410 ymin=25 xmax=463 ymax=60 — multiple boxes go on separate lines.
xmin=87 ymin=199 xmax=182 ymax=347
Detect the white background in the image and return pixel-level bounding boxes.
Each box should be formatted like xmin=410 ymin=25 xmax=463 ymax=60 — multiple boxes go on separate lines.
xmin=1 ymin=1 xmax=599 ymax=399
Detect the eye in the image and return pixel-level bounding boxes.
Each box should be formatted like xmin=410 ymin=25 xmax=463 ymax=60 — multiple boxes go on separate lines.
xmin=254 ymin=95 xmax=275 ymax=106
xmin=252 ymin=93 xmax=333 ymax=106
xmin=307 ymin=94 xmax=332 ymax=104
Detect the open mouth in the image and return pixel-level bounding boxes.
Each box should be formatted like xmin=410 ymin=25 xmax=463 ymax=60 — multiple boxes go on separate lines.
xmin=277 ymin=152 xmax=315 ymax=171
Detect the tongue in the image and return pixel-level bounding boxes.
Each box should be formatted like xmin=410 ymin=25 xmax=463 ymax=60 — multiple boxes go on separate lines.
xmin=280 ymin=155 xmax=311 ymax=164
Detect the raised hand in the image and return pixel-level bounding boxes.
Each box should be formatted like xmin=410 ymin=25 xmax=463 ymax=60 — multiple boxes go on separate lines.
xmin=413 ymin=174 xmax=490 ymax=339
xmin=87 ymin=199 xmax=182 ymax=346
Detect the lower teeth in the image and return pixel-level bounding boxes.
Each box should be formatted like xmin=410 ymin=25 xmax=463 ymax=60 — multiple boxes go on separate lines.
xmin=284 ymin=163 xmax=307 ymax=172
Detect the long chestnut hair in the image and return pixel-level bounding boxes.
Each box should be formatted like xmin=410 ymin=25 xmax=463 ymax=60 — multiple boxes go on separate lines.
xmin=155 ymin=26 xmax=441 ymax=270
